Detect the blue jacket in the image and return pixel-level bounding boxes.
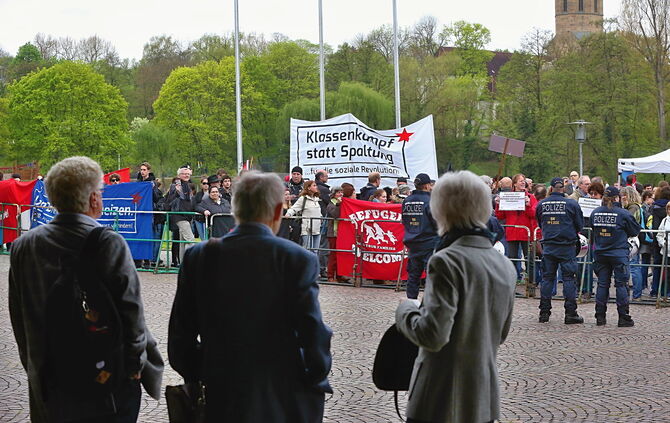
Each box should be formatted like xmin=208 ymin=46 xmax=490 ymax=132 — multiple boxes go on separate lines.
xmin=359 ymin=183 xmax=378 ymax=201
xmin=168 ymin=223 xmax=333 ymax=421
xmin=536 ymin=192 xmax=583 ymax=247
xmin=590 ymin=203 xmax=641 ymax=258
xmin=402 ymin=190 xmax=438 ymax=248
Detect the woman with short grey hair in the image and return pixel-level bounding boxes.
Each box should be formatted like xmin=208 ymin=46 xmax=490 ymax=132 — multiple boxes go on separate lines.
xmin=395 ymin=170 xmax=516 ymax=423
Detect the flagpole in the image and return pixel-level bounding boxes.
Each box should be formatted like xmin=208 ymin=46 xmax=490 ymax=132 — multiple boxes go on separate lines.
xmin=234 ymin=0 xmax=243 ymax=171
xmin=319 ymin=0 xmax=326 ymax=121
xmin=392 ymin=0 xmax=401 ymax=128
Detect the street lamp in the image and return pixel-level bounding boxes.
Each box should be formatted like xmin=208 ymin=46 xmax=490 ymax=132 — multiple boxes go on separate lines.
xmin=568 ymin=120 xmax=592 ymax=176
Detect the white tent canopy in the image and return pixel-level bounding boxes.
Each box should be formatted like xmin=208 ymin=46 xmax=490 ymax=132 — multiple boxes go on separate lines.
xmin=618 ymin=148 xmax=670 ymax=174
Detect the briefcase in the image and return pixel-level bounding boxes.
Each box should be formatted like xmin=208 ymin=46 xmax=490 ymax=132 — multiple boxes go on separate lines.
xmin=165 ymin=382 xmax=206 ymax=423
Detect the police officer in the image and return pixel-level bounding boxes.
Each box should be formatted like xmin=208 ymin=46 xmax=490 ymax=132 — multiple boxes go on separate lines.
xmin=590 ymin=186 xmax=640 ymax=327
xmin=536 ymin=177 xmax=584 ymax=324
xmin=401 ymin=173 xmax=438 ymax=299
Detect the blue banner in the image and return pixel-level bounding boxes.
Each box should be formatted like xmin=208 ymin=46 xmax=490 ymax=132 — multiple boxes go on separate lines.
xmin=100 ymin=182 xmax=154 ymax=260
xmin=31 ymin=180 xmax=56 ymax=228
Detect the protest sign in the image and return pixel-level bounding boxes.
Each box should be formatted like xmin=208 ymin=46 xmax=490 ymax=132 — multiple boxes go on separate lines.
xmin=99 ymin=182 xmax=154 ymax=260
xmin=499 ymin=191 xmax=526 ymax=211
xmin=578 ymin=197 xmax=602 ymax=218
xmin=290 ymin=114 xmax=437 ymax=190
xmin=336 ymin=198 xmax=409 ymax=280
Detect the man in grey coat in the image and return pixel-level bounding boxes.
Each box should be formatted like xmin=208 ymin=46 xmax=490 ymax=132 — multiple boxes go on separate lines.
xmin=396 ymin=171 xmax=516 ymax=423
xmin=8 ymin=156 xmax=163 ymax=423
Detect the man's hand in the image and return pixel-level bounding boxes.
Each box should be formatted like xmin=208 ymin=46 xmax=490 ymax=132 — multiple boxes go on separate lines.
xmin=130 ymin=372 xmax=141 ymax=380
xmin=204 ymin=210 xmax=211 ymax=216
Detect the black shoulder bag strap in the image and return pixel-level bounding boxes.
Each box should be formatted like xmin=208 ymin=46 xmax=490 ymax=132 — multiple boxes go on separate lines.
xmin=77 ymin=226 xmax=110 ymax=289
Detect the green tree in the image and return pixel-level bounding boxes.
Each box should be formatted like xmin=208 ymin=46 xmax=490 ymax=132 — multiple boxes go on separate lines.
xmin=131 ymin=120 xmax=178 ymax=176
xmin=9 ymin=43 xmax=43 ymax=82
xmin=260 ymin=41 xmax=319 ymax=104
xmin=0 ymin=98 xmax=13 ymax=163
xmin=153 ymin=58 xmax=269 ymax=172
xmin=8 ymin=61 xmax=131 ymax=169
xmin=442 ymin=21 xmax=494 ymax=77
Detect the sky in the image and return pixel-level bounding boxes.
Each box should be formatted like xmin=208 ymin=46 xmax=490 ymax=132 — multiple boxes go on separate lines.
xmin=0 ymin=0 xmax=623 ymax=61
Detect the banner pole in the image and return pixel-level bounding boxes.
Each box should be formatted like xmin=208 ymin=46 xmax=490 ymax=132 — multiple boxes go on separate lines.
xmin=319 ymin=0 xmax=325 ymax=121
xmin=392 ymin=0 xmax=401 ymax=128
xmin=495 ymin=138 xmax=510 ymax=185
xmin=234 ymin=0 xmax=243 ymax=172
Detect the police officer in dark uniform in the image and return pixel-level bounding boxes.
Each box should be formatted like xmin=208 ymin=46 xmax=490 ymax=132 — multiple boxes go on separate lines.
xmin=401 ymin=173 xmax=438 ymax=299
xmin=536 ymin=177 xmax=584 ymax=324
xmin=590 ymin=186 xmax=640 ymax=327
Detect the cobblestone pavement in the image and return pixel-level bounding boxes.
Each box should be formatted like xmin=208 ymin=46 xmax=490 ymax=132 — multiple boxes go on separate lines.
xmin=1 ymin=254 xmax=670 ymax=422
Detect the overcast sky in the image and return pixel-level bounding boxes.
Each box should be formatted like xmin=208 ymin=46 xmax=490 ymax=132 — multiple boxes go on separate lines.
xmin=0 ymin=0 xmax=623 ymax=61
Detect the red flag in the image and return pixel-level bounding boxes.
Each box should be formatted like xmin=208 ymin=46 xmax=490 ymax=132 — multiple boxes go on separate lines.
xmin=104 ymin=168 xmax=131 ymax=184
xmin=336 ymin=198 xmax=409 ymax=280
xmin=0 ymin=179 xmax=37 ymax=243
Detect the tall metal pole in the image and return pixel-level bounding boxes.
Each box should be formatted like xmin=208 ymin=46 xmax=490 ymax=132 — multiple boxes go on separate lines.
xmin=392 ymin=0 xmax=401 ymax=128
xmin=319 ymin=0 xmax=325 ymax=121
xmin=234 ymin=0 xmax=243 ymax=171
xmin=579 ymin=142 xmax=583 ymax=177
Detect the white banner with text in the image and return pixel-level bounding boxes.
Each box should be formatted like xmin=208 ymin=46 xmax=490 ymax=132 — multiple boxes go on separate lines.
xmin=290 ymin=114 xmax=438 ymax=190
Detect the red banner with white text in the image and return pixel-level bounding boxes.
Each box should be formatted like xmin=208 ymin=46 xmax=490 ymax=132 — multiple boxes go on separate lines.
xmin=336 ymin=198 xmax=409 ymax=280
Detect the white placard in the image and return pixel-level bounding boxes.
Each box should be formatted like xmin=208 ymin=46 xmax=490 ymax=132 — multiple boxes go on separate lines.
xmin=499 ymin=191 xmax=526 ymax=211
xmin=290 ymin=113 xmax=438 ymax=190
xmin=578 ymin=197 xmax=602 ymax=217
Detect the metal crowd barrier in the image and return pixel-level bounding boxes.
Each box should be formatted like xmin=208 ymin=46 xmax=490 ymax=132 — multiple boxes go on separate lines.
xmin=501 ymin=224 xmax=535 ymax=298
xmin=6 ymin=203 xmax=670 ymax=305
xmin=529 ymin=225 xmax=669 ymax=309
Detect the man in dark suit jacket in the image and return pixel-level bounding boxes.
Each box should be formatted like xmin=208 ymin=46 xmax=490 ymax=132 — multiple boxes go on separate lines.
xmin=9 ymin=156 xmax=163 ymax=423
xmin=169 ymin=171 xmax=333 ymax=423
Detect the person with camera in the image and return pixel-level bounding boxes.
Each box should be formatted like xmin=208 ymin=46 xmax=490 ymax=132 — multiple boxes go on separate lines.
xmin=166 ymin=165 xmax=195 ymax=267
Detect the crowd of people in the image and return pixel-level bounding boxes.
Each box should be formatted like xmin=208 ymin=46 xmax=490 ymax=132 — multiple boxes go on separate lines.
xmin=106 ymin=162 xmax=670 ymax=318
xmin=9 ymin=156 xmax=517 ymax=423
xmin=10 ymin=153 xmax=670 ymax=423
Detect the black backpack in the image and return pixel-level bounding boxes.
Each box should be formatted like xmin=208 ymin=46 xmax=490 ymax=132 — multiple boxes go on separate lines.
xmin=43 ymin=226 xmax=125 ymax=398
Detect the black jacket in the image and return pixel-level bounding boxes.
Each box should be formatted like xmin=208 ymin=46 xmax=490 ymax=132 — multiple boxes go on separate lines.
xmin=359 ymin=183 xmax=377 ymax=201
xmin=315 ymin=180 xmax=330 ymax=216
xmin=286 ymin=179 xmax=304 ymax=205
xmin=402 ymin=190 xmax=438 ymax=248
xmin=591 ymin=204 xmax=640 ymax=258
xmin=195 ymin=197 xmax=234 ymax=237
xmin=166 ymin=179 xmax=194 ymax=224
xmin=536 ymin=192 xmax=583 ymax=247
xmin=136 ymin=172 xmax=156 ymax=182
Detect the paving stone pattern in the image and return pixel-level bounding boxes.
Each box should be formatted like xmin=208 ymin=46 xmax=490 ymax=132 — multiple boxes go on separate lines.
xmin=1 ymin=255 xmax=669 ymax=422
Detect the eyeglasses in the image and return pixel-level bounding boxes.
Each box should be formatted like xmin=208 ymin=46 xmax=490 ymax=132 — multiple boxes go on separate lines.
xmin=110 ymin=178 xmax=119 ymax=182
xmin=202 ymin=182 xmax=209 ymax=185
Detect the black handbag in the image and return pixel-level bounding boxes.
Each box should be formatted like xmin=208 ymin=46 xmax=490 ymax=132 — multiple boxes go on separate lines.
xmin=165 ymin=382 xmax=206 ymax=423
xmin=372 ymin=323 xmax=419 ymax=420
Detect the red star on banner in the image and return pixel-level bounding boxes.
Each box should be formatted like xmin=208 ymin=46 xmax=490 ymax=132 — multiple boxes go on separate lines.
xmin=396 ymin=128 xmax=414 ymax=142
xmin=131 ymin=193 xmax=143 ymax=204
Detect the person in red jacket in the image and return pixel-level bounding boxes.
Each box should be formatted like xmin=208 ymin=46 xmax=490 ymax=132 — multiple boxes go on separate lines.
xmin=496 ymin=173 xmax=538 ymax=283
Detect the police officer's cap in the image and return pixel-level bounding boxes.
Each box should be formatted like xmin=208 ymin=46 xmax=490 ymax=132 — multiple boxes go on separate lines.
xmin=550 ymin=177 xmax=564 ymax=188
xmin=605 ymin=186 xmax=620 ymax=198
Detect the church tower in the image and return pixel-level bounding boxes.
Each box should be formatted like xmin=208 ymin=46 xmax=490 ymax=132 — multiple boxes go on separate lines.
xmin=555 ymin=0 xmax=604 ymax=40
